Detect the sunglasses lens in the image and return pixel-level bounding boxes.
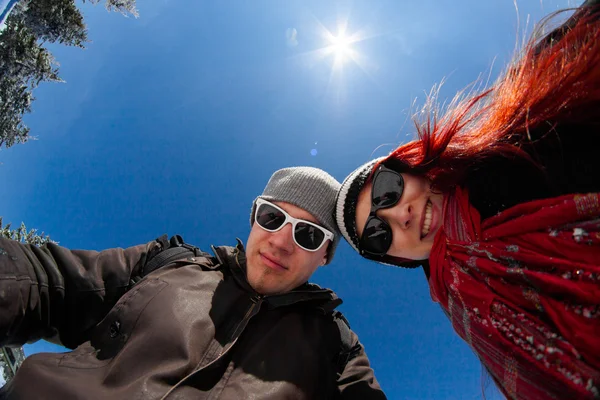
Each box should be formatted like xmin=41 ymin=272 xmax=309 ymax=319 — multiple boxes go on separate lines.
xmin=372 ymin=170 xmax=403 ymax=208
xmin=256 ymin=203 xmax=286 ymax=231
xmin=294 ymin=223 xmax=326 ymax=251
xmin=361 ymin=218 xmax=392 ymax=255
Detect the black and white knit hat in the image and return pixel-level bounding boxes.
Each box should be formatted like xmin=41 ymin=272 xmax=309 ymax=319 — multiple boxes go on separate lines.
xmin=250 ymin=167 xmax=341 ymax=264
xmin=335 ymin=158 xmax=384 ymax=254
xmin=335 ymin=157 xmax=423 ymax=269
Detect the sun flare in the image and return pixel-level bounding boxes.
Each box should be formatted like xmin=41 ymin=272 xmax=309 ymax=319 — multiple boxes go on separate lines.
xmin=291 ymin=15 xmax=374 ymax=99
xmin=325 ymin=30 xmax=356 ymax=68
xmin=329 ymin=34 xmax=352 ymax=60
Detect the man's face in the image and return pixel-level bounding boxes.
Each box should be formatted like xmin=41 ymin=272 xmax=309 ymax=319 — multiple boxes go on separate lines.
xmin=245 ymin=201 xmax=329 ymax=295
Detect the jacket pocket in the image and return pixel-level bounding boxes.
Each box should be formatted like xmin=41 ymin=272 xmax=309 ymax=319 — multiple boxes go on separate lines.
xmin=58 ymin=277 xmax=168 ymax=368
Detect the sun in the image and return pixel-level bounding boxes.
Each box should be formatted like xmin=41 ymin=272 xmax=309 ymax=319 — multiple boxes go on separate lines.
xmin=291 ymin=15 xmax=373 ymax=99
xmin=329 ymin=34 xmax=352 ymax=62
xmin=324 ymin=29 xmax=356 ymax=68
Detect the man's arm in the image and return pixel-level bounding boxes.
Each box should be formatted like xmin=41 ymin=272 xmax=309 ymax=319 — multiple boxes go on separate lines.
xmin=337 ymin=330 xmax=387 ymax=399
xmin=0 ymin=237 xmax=160 ymax=349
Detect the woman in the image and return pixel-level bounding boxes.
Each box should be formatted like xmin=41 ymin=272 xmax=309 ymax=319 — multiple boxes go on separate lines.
xmin=335 ymin=2 xmax=600 ymax=399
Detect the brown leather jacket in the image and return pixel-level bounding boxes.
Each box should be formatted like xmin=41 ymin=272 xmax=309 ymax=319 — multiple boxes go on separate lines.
xmin=0 ymin=237 xmax=386 ymax=399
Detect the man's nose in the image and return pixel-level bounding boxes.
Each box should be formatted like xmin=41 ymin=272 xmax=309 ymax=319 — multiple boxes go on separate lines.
xmin=268 ymin=223 xmax=295 ymax=252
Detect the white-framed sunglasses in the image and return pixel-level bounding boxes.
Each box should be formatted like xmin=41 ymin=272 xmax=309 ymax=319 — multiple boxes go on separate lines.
xmin=254 ymin=198 xmax=334 ymax=252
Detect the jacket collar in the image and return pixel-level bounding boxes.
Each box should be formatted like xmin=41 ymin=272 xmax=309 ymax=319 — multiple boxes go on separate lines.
xmin=210 ymin=240 xmax=342 ymax=312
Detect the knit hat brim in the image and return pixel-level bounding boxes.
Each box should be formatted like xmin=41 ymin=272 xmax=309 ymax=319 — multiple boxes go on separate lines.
xmin=335 ymin=158 xmax=384 ymax=253
xmin=250 ymin=167 xmax=341 ymax=264
xmin=335 ymin=158 xmax=424 ymax=269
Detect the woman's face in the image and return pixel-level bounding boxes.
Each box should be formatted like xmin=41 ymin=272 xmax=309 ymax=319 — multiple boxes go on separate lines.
xmin=355 ymin=172 xmax=444 ymax=260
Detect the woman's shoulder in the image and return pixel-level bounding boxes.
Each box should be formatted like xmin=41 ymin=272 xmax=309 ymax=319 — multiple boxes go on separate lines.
xmin=467 ymin=122 xmax=599 ymax=219
xmin=465 ymin=155 xmax=553 ymax=220
xmin=524 ymin=122 xmax=600 ymax=194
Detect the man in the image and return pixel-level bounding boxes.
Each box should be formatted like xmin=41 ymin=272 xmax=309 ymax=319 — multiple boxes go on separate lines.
xmin=0 ymin=167 xmax=386 ymax=399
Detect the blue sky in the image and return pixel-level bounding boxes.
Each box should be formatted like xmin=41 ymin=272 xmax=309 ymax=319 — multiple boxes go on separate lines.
xmin=0 ymin=0 xmax=577 ymax=397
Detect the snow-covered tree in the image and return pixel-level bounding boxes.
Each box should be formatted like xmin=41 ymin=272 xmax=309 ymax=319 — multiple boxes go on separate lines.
xmin=86 ymin=0 xmax=138 ymax=18
xmin=0 ymin=347 xmax=25 ymax=385
xmin=18 ymin=0 xmax=88 ymax=47
xmin=0 ymin=217 xmax=56 ymax=245
xmin=0 ymin=0 xmax=138 ymax=149
xmin=0 ymin=9 xmax=62 ymax=149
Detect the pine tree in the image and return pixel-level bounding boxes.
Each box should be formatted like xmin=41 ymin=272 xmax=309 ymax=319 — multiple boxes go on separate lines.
xmin=0 ymin=216 xmax=56 ymax=245
xmin=0 ymin=347 xmax=25 ymax=385
xmin=0 ymin=1 xmax=66 ymax=149
xmin=0 ymin=75 xmax=32 ymax=148
xmin=0 ymin=9 xmax=62 ymax=148
xmin=0 ymin=0 xmax=138 ymax=149
xmin=19 ymin=0 xmax=88 ymax=47
xmin=85 ymin=0 xmax=138 ymax=18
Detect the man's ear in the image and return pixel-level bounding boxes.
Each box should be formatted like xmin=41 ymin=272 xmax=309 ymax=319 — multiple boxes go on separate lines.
xmin=320 ymin=243 xmax=330 ymax=266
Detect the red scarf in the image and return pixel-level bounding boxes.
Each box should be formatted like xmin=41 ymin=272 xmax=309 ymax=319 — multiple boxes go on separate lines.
xmin=429 ymin=187 xmax=600 ymax=400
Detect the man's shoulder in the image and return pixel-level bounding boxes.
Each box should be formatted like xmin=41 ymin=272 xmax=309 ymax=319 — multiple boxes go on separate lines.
xmin=209 ymin=242 xmax=242 ymax=266
xmin=140 ymin=235 xmax=238 ymax=279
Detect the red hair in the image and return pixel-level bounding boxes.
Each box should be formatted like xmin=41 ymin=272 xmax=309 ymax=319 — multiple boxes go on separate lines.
xmin=383 ymin=6 xmax=600 ymax=193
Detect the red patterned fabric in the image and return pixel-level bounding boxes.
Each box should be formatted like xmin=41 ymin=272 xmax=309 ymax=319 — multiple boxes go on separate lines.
xmin=429 ymin=187 xmax=600 ymax=399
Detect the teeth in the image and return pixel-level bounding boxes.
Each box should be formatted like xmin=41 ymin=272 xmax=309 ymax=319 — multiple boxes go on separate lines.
xmin=422 ymin=201 xmax=432 ymax=237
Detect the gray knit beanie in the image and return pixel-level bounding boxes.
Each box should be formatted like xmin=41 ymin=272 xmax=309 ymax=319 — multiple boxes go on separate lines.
xmin=250 ymin=167 xmax=341 ymax=264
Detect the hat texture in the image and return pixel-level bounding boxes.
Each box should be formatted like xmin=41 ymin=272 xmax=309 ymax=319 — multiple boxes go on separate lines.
xmin=335 ymin=158 xmax=384 ymax=253
xmin=335 ymin=157 xmax=426 ymax=269
xmin=251 ymin=167 xmax=341 ymax=264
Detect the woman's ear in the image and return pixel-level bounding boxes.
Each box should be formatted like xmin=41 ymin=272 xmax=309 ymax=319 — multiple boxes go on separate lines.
xmin=320 ymin=257 xmax=327 ymax=266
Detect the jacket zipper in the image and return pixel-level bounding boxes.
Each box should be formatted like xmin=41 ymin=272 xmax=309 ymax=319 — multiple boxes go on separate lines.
xmin=219 ymin=250 xmax=263 ymax=355
xmin=160 ymin=250 xmax=263 ymax=400
xmin=221 ymin=294 xmax=262 ymax=358
xmin=160 ymin=296 xmax=262 ymax=400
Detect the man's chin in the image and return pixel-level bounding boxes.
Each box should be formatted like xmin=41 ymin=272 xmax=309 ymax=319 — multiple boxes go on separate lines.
xmin=252 ymin=284 xmax=280 ymax=296
xmin=247 ymin=272 xmax=278 ymax=295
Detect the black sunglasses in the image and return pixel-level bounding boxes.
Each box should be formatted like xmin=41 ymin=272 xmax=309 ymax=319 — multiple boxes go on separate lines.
xmin=255 ymin=199 xmax=334 ymax=252
xmin=358 ymin=164 xmax=404 ymax=256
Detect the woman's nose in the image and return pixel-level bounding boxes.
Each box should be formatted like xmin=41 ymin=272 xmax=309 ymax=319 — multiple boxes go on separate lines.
xmin=378 ymin=203 xmax=413 ymax=230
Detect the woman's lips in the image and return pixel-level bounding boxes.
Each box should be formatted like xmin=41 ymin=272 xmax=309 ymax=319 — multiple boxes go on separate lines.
xmin=424 ymin=200 xmax=440 ymax=240
xmin=420 ymin=200 xmax=431 ymax=239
